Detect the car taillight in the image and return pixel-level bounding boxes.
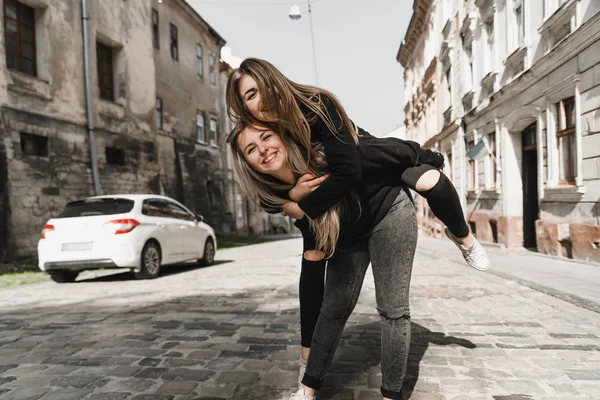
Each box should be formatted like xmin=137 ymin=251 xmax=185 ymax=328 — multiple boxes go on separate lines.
xmin=104 ymin=219 xmax=140 ymax=234
xmin=41 ymin=224 xmax=55 ymax=239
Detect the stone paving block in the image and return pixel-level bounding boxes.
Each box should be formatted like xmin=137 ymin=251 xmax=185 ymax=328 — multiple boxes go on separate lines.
xmin=38 ymin=388 xmax=91 ymax=400
xmin=269 ymin=351 xmax=299 ymax=361
xmin=161 ymin=358 xmax=206 ymax=368
xmin=156 ymin=380 xmax=197 ymax=395
xmin=217 ymin=371 xmax=259 ymax=385
xmin=99 ymin=378 xmax=156 ymax=393
xmin=187 ymin=350 xmax=220 ymax=360
xmin=53 ymin=374 xmax=108 ymax=389
xmin=163 ymin=351 xmax=183 ymax=358
xmin=494 ymin=380 xmax=548 ymax=395
xmin=566 ymin=370 xmax=600 ymax=380
xmin=0 ymin=376 xmax=17 ymax=386
xmin=162 ymin=368 xmax=215 ymax=382
xmin=2 ymin=365 xmax=48 ymax=376
xmin=86 ymin=392 xmax=130 ymax=400
xmin=0 ymin=386 xmax=51 ymax=400
xmin=127 ymin=349 xmax=166 ymax=357
xmin=204 ymin=358 xmax=242 ymax=371
xmin=242 ymin=360 xmax=273 ymax=371
xmin=135 ymin=367 xmax=169 ymax=379
xmin=101 ymin=358 xmax=142 ymax=369
xmin=258 ymin=371 xmax=297 ymax=387
xmin=108 ymin=366 xmax=141 ymax=377
xmin=138 ymin=358 xmax=161 ymax=367
xmin=7 ymin=376 xmax=55 ymax=387
xmin=209 ymin=343 xmax=248 ymax=352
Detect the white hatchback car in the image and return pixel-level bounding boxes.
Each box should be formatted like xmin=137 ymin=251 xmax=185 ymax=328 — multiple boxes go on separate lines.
xmin=38 ymin=194 xmax=217 ymax=283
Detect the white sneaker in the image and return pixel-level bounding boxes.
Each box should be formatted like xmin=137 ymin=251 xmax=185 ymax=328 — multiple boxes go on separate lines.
xmin=288 ymin=386 xmax=315 ymax=400
xmin=444 ymin=227 xmax=490 ymax=271
xmin=298 ymin=357 xmax=307 ymax=389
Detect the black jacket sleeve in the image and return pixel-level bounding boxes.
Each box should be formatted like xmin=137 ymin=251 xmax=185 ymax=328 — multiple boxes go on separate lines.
xmin=297 ymin=98 xmax=363 ymax=220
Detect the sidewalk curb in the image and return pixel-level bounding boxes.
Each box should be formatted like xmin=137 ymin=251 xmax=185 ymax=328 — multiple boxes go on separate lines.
xmin=424 ymin=233 xmax=600 ymax=268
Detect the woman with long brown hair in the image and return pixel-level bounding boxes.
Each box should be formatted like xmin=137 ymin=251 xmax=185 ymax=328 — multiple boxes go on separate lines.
xmin=229 ymin=121 xmax=418 ymax=400
xmin=226 ymin=58 xmax=490 ymax=394
xmin=226 ymin=57 xmax=489 ymax=270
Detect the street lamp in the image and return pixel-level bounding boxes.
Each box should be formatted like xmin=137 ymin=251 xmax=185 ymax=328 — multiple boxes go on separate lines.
xmin=288 ymin=1 xmax=319 ymax=85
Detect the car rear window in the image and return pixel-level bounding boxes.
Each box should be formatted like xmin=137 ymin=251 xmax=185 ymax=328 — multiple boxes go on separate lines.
xmin=55 ymin=198 xmax=135 ymax=218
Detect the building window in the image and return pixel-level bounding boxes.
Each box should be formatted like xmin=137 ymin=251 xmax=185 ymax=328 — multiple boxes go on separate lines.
xmin=196 ymin=113 xmax=205 ymax=143
xmin=152 ymin=9 xmax=159 ymax=49
xmin=462 ymin=37 xmax=473 ymax=90
xmin=443 ymin=65 xmax=452 ymax=111
xmin=196 ymin=44 xmax=203 ymax=76
xmin=209 ymin=118 xmax=217 ymax=146
xmin=544 ymin=0 xmax=569 ymax=19
xmin=467 ymin=139 xmax=476 ymax=190
xmin=484 ymin=17 xmax=494 ymax=72
xmin=487 ymin=132 xmax=497 ymax=188
xmin=209 ymin=54 xmax=216 ymax=85
xmin=556 ymin=96 xmax=576 ymax=184
xmin=20 ymin=133 xmax=48 ymax=157
xmin=4 ymin=0 xmax=36 ymax=76
xmin=514 ymin=0 xmax=525 ymax=47
xmin=106 ymin=147 xmax=125 ymax=166
xmin=170 ymin=23 xmax=178 ymax=61
xmin=156 ymin=97 xmax=163 ymax=130
xmin=96 ymin=42 xmax=114 ymax=101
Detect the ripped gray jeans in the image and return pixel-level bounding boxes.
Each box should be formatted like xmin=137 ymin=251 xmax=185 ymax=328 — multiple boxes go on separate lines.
xmin=301 ymin=188 xmax=418 ymax=400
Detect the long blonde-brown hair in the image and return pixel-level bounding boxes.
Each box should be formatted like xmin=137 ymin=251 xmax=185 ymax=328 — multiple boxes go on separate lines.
xmin=229 ymin=123 xmax=342 ymax=257
xmin=226 ymin=58 xmax=359 ymax=160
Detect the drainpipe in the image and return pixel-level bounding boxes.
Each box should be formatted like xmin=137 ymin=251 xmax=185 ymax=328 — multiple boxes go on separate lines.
xmin=81 ymin=0 xmax=101 ymax=195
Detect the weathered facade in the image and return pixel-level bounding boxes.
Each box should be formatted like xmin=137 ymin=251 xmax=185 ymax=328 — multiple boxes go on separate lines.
xmin=152 ymin=0 xmax=231 ymax=234
xmin=399 ymin=0 xmax=600 ymax=262
xmin=0 ymin=0 xmax=231 ymax=261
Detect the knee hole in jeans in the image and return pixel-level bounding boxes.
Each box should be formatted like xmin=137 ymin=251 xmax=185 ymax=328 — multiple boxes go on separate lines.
xmin=378 ymin=306 xmax=411 ymax=321
xmin=415 ymin=169 xmax=441 ymax=192
xmin=304 ymin=250 xmax=326 ymax=261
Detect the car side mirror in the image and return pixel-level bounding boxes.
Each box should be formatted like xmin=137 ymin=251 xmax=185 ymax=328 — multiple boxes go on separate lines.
xmin=196 ymin=214 xmax=204 ymax=222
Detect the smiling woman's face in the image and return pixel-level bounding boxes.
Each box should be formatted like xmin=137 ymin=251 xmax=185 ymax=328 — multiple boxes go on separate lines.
xmin=237 ymin=125 xmax=287 ymax=176
xmin=238 ymin=74 xmax=274 ymax=122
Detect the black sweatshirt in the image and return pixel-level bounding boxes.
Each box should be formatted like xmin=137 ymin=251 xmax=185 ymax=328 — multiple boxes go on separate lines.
xmin=293 ymin=96 xmax=422 ymax=245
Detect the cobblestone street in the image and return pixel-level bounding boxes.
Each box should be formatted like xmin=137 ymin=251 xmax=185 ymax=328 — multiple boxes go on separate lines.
xmin=1 ymin=236 xmax=599 ymax=400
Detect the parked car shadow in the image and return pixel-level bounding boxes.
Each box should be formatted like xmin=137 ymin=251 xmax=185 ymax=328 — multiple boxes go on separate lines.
xmin=77 ymin=259 xmax=233 ymax=282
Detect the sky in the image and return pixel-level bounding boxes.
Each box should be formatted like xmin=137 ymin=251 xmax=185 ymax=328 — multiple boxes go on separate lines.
xmin=188 ymin=0 xmax=413 ymax=136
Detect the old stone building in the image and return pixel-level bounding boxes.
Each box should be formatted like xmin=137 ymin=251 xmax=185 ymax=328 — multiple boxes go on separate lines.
xmin=399 ymin=0 xmax=600 ymax=262
xmin=151 ymin=0 xmax=231 ymax=234
xmin=0 ymin=0 xmax=232 ymax=261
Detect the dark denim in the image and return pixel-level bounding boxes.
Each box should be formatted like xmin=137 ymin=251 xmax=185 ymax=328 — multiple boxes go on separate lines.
xmin=301 ymin=189 xmax=417 ymax=400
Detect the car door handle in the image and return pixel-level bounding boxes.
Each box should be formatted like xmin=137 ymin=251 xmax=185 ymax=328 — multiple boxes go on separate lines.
xmin=156 ymin=223 xmax=165 ymax=228
xmin=180 ymin=226 xmax=188 ymax=230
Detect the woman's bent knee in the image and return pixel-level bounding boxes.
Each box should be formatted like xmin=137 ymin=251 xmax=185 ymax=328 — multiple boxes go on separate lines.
xmin=415 ymin=169 xmax=441 ymax=192
xmin=378 ymin=306 xmax=411 ymax=321
xmin=304 ymin=250 xmax=326 ymax=261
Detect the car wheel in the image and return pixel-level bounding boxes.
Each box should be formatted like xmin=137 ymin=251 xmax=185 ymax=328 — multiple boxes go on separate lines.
xmin=48 ymin=271 xmax=79 ymax=283
xmin=134 ymin=241 xmax=161 ymax=280
xmin=199 ymin=238 xmax=215 ymax=266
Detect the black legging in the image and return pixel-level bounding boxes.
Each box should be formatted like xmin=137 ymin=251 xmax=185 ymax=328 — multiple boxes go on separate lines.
xmin=401 ymin=164 xmax=470 ymax=239
xmin=297 ymin=165 xmax=469 ymax=349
